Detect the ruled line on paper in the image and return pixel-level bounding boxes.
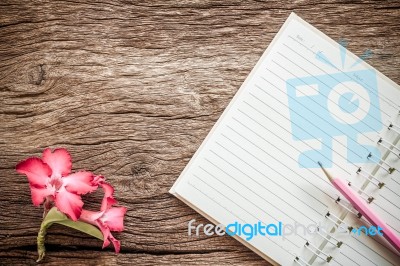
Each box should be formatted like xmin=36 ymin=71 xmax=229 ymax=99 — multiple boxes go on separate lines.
xmin=276 ymin=49 xmax=388 ymax=123
xmin=256 ymin=77 xmax=365 ymax=162
xmin=221 ymin=125 xmax=328 ymax=210
xmin=390 ymin=178 xmax=400 ymax=186
xmin=387 ymin=224 xmax=400 ymax=234
xmin=212 ymin=139 xmax=319 ymax=223
xmin=271 ymin=57 xmax=382 ymax=134
xmin=194 ymin=170 xmax=306 ymax=247
xmin=187 ymin=178 xmax=300 ymax=253
xmin=188 ymin=180 xmax=244 ymax=223
xmin=348 ymin=236 xmax=395 ymax=265
xmin=373 ymin=203 xmax=400 ymax=225
xmin=235 ymin=104 xmax=334 ymax=198
xmin=203 ymin=156 xmax=319 ymax=226
xmin=261 ymin=67 xmax=375 ymax=158
xmin=264 ymin=65 xmax=376 ymax=145
xmin=248 ymin=87 xmax=357 ymax=174
xmin=281 ymin=42 xmax=391 ymax=117
xmin=287 ymin=35 xmax=398 ymax=109
xmin=207 ymin=148 xmax=318 ymax=225
xmin=337 ymin=251 xmax=361 ymax=266
xmin=379 ymin=194 xmax=400 ymax=211
xmin=374 ymin=185 xmax=400 ymax=216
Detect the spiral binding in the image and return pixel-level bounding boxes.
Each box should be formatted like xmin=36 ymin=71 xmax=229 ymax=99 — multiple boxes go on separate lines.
xmin=367 ymin=152 xmax=396 ymax=174
xmin=294 ymin=256 xmax=311 ymax=266
xmin=378 ymin=137 xmax=400 ymax=159
xmin=356 ymin=167 xmax=385 ymax=189
xmin=316 ymin=226 xmax=343 ymax=247
xmin=388 ymin=122 xmax=400 ymax=135
xmin=304 ymin=241 xmax=333 ymax=262
xmin=335 ymin=196 xmax=362 ymax=218
xmin=294 ymin=212 xmax=344 ymax=265
xmin=325 ymin=211 xmax=353 ymax=232
xmin=294 ymin=119 xmax=399 ymax=265
xmin=347 ymin=182 xmax=375 ymax=203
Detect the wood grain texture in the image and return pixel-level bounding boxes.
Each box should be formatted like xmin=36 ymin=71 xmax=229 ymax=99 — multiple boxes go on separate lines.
xmin=0 ymin=0 xmax=399 ymax=265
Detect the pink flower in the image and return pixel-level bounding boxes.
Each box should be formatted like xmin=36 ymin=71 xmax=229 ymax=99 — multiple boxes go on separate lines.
xmin=16 ymin=148 xmax=97 ymax=221
xmin=80 ymin=181 xmax=127 ymax=253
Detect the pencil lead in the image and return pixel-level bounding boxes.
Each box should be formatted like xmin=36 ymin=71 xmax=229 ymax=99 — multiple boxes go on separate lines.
xmin=318 ymin=161 xmax=334 ymax=182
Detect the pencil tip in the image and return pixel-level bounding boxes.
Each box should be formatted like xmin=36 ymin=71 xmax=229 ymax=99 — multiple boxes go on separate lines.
xmin=318 ymin=162 xmax=334 ymax=182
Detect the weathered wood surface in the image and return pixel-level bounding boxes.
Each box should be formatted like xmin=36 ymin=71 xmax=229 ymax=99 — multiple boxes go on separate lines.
xmin=0 ymin=0 xmax=399 ymax=265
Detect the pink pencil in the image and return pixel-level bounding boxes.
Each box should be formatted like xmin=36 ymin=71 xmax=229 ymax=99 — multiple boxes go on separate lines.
xmin=318 ymin=161 xmax=400 ymax=253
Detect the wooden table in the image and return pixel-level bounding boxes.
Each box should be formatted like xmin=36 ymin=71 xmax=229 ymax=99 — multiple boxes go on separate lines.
xmin=1 ymin=1 xmax=399 ymax=265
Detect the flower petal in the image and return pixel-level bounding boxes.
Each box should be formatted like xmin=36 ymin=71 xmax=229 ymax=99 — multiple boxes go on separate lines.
xmin=99 ymin=225 xmax=121 ymax=253
xmin=101 ymin=182 xmax=114 ymax=197
xmin=54 ymin=186 xmax=83 ymax=221
xmin=103 ymin=197 xmax=118 ymax=211
xmin=80 ymin=209 xmax=104 ymax=225
xmin=16 ymin=157 xmax=51 ymax=187
xmin=108 ymin=233 xmax=121 ymax=253
xmin=63 ymin=171 xmax=97 ymax=195
xmin=92 ymin=175 xmax=105 ymax=186
xmin=100 ymin=182 xmax=117 ymax=211
xmin=97 ymin=222 xmax=111 ymax=249
xmin=30 ymin=186 xmax=53 ymax=206
xmin=42 ymin=148 xmax=72 ymax=177
xmin=103 ymin=207 xmax=127 ymax=232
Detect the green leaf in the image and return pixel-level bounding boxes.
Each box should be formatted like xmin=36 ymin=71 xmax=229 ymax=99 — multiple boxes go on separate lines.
xmin=42 ymin=207 xmax=70 ymax=224
xmin=37 ymin=207 xmax=104 ymax=262
xmin=43 ymin=207 xmax=103 ymax=240
xmin=55 ymin=219 xmax=103 ymax=240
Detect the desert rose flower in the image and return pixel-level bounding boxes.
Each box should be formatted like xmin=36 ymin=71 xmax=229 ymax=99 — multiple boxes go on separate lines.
xmin=16 ymin=148 xmax=97 ymax=220
xmin=80 ymin=181 xmax=127 ymax=253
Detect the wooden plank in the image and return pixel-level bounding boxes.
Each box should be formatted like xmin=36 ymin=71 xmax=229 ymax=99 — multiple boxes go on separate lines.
xmin=0 ymin=0 xmax=398 ymax=264
xmin=0 ymin=249 xmax=267 ymax=266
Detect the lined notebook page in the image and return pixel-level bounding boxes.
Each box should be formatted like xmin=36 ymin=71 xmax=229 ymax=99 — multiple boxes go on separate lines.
xmin=170 ymin=13 xmax=400 ymax=265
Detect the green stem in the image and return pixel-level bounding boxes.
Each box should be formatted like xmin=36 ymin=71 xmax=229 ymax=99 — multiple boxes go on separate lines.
xmin=37 ymin=220 xmax=50 ymax=262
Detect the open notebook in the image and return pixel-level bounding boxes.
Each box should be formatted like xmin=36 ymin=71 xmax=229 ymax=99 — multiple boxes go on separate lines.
xmin=170 ymin=13 xmax=400 ymax=265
